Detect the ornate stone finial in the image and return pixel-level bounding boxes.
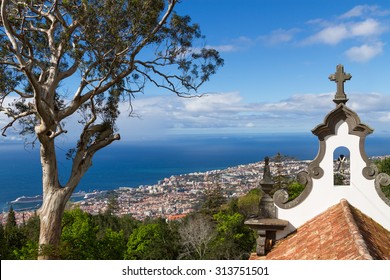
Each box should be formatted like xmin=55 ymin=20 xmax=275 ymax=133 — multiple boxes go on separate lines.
xmin=244 ymin=156 xmax=288 ymax=256
xmin=329 ymin=64 xmax=351 ymax=105
xmin=260 ymin=156 xmax=274 ymax=186
xmin=259 ymin=157 xmax=276 ymax=218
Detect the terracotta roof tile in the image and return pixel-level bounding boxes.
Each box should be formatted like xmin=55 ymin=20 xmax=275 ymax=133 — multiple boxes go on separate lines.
xmin=263 ymin=199 xmax=390 ymax=260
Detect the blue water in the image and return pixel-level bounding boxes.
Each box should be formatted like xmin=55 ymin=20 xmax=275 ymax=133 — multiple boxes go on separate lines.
xmin=0 ymin=133 xmax=389 ymax=212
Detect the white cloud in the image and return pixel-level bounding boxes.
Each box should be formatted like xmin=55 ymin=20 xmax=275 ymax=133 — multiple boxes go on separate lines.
xmin=202 ymin=36 xmax=256 ymax=53
xmin=350 ymin=18 xmax=383 ymax=36
xmin=340 ymin=5 xmax=390 ymax=19
xmin=3 ymin=91 xmax=388 ymax=142
xmin=303 ymin=19 xmax=385 ymax=46
xmin=379 ymin=113 xmax=390 ymax=122
xmin=340 ymin=5 xmax=376 ymax=19
xmin=304 ymin=24 xmax=348 ymax=45
xmin=232 ymin=36 xmax=256 ymax=48
xmin=260 ymin=28 xmax=300 ymax=46
xmin=183 ymin=92 xmax=243 ymax=113
xmin=114 ymin=91 xmax=390 ymax=139
xmin=300 ymin=4 xmax=389 ymax=60
xmin=205 ymin=44 xmax=237 ymax=53
xmin=345 ymin=42 xmax=384 ymax=62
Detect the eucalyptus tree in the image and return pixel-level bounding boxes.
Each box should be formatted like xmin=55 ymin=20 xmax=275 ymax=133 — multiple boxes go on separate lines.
xmin=0 ymin=0 xmax=223 ymax=259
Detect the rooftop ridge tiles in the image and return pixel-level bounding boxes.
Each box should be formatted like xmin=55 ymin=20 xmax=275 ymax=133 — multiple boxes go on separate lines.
xmin=339 ymin=199 xmax=373 ymax=260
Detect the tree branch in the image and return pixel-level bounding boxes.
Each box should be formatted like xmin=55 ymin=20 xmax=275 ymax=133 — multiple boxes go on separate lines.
xmin=0 ymin=107 xmax=35 ymax=136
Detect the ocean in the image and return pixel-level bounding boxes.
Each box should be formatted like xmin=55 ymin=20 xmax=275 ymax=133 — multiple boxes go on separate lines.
xmin=0 ymin=133 xmax=389 ymax=212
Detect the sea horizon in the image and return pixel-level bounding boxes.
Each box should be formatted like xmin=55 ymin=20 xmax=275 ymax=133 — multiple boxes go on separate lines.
xmin=1 ymin=132 xmax=389 ymax=212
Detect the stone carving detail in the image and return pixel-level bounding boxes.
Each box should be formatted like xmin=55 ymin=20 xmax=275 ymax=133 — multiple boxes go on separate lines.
xmin=312 ymin=104 xmax=373 ymax=141
xmin=308 ymin=165 xmax=324 ymax=179
xmin=273 ymin=170 xmax=313 ymax=209
xmin=256 ymin=231 xmax=267 ymax=256
xmin=362 ymin=164 xmax=378 ymax=180
xmin=329 ymin=64 xmax=351 ymax=104
xmin=375 ymin=173 xmax=390 ymax=206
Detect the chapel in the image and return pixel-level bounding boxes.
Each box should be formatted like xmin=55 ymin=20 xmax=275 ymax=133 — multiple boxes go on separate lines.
xmin=247 ymin=65 xmax=390 ymax=260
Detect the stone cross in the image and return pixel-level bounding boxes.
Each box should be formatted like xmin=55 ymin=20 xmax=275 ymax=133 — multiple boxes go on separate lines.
xmin=329 ymin=64 xmax=351 ymax=104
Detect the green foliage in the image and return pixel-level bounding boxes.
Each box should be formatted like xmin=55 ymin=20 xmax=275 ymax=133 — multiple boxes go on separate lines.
xmin=92 ymin=212 xmax=121 ymax=238
xmin=224 ymin=197 xmax=240 ymax=214
xmin=287 ymin=181 xmax=305 ymax=201
xmin=96 ymin=229 xmax=126 ymax=260
xmin=0 ymin=223 xmax=8 ymax=259
xmin=1 ymin=207 xmax=26 ymax=259
xmin=105 ymin=194 xmax=120 ymax=216
xmin=2 ymin=208 xmax=140 ymax=260
xmin=60 ymin=208 xmax=136 ymax=259
xmin=210 ymin=211 xmax=255 ymax=260
xmin=272 ymin=152 xmax=290 ymax=190
xmin=375 ymin=157 xmax=390 ymax=198
xmin=376 ymin=157 xmax=390 ymax=175
xmin=5 ymin=206 xmax=16 ymax=230
xmin=13 ymin=240 xmax=39 ymax=260
xmin=237 ymin=188 xmax=262 ymax=218
xmin=125 ymin=219 xmax=179 ymax=260
xmin=22 ymin=215 xmax=40 ymax=242
xmin=12 ymin=215 xmax=40 ymax=260
xmin=60 ymin=209 xmax=99 ymax=259
xmin=201 ymin=184 xmax=226 ymax=215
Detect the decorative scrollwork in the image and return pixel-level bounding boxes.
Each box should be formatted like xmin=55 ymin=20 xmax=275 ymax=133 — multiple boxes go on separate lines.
xmin=309 ymin=166 xmax=324 ymax=179
xmin=274 ymin=170 xmax=313 ymax=209
xmin=362 ymin=164 xmax=378 ymax=180
xmin=273 ymin=189 xmax=289 ymax=205
xmin=374 ymin=173 xmax=390 ymax=207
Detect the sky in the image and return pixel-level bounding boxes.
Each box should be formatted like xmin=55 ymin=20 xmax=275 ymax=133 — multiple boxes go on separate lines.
xmin=116 ymin=0 xmax=390 ymax=141
xmin=1 ymin=0 xmax=390 ymax=143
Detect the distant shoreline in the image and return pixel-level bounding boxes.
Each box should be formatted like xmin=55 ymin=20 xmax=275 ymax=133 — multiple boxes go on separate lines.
xmin=1 ymin=134 xmax=389 ymax=212
xmin=3 ymin=154 xmax=389 ymax=216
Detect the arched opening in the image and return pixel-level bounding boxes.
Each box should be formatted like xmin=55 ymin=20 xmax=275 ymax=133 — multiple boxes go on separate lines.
xmin=333 ymin=146 xmax=350 ymax=186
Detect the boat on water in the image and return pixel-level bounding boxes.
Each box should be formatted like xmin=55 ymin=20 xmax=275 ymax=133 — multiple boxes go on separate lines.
xmin=10 ymin=195 xmax=43 ymax=204
xmin=9 ymin=191 xmax=87 ymax=205
xmin=83 ymin=190 xmax=107 ymax=199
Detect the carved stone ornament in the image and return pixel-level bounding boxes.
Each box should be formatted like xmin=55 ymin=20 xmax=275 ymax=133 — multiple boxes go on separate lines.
xmin=375 ymin=173 xmax=390 ymax=206
xmin=329 ymin=64 xmax=351 ymax=105
xmin=312 ymin=104 xmax=373 ymax=141
xmin=274 ymin=170 xmax=313 ymax=209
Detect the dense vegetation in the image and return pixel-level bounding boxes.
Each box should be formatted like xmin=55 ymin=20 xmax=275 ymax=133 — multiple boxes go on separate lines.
xmin=0 ymin=192 xmax=256 ymax=260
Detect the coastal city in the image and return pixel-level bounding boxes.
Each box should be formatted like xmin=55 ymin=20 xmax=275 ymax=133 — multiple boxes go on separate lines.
xmin=1 ymin=155 xmax=388 ymax=224
xmin=1 ymin=157 xmax=308 ymax=224
xmin=78 ymin=157 xmax=310 ymax=220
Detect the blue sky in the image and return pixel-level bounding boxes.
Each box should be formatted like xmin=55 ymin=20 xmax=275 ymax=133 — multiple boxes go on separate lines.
xmin=1 ymin=1 xmax=390 ymax=143
xmin=115 ymin=0 xmax=390 ymax=141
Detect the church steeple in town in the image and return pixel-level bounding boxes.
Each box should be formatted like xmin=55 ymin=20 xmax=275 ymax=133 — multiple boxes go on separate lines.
xmin=329 ymin=64 xmax=351 ymax=105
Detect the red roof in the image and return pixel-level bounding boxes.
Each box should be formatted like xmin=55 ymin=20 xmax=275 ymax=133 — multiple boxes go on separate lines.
xmin=251 ymin=199 xmax=390 ymax=260
xmin=167 ymin=214 xmax=187 ymax=221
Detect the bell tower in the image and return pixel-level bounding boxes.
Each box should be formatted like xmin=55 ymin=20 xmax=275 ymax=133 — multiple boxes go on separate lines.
xmin=273 ymin=65 xmax=390 ymax=238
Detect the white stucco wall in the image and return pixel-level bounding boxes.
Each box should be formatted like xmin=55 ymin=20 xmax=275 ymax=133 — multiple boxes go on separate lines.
xmin=276 ymin=121 xmax=390 ymax=239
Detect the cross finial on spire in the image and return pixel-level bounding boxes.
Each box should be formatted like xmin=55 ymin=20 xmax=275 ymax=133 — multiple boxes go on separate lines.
xmin=329 ymin=64 xmax=351 ymax=105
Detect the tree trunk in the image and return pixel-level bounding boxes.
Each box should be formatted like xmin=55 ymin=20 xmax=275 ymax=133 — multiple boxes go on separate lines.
xmin=38 ymin=190 xmax=67 ymax=259
xmin=37 ymin=139 xmax=69 ymax=260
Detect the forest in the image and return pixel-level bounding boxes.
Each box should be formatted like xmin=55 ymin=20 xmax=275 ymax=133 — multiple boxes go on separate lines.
xmin=0 ymin=185 xmax=259 ymax=260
